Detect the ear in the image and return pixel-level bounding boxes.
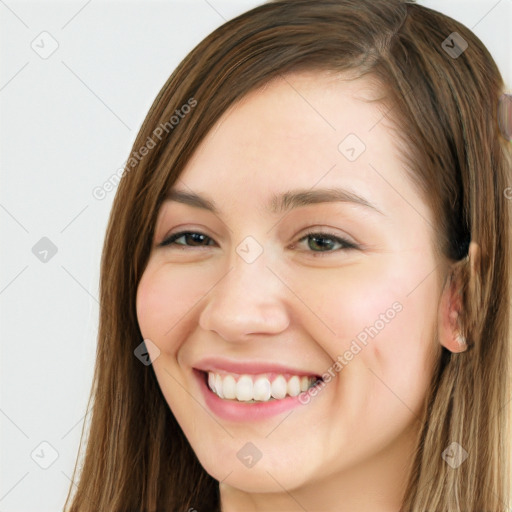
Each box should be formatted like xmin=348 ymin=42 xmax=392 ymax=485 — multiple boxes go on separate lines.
xmin=438 ymin=272 xmax=466 ymax=353
xmin=437 ymin=242 xmax=480 ymax=353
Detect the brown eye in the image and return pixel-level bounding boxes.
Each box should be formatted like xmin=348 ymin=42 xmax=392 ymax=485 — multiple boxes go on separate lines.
xmin=159 ymin=231 xmax=215 ymax=248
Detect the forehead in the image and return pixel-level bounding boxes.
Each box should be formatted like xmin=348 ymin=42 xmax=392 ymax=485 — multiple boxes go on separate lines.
xmin=172 ymin=71 xmax=420 ymax=221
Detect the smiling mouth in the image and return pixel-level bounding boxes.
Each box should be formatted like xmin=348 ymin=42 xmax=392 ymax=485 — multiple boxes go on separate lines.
xmin=203 ymin=371 xmax=323 ymax=403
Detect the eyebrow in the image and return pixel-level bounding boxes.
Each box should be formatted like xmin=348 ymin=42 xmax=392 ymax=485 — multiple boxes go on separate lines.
xmin=164 ymin=187 xmax=384 ymax=216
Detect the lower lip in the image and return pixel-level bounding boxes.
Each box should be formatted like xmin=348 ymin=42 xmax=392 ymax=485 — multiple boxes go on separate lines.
xmin=193 ymin=369 xmax=312 ymax=422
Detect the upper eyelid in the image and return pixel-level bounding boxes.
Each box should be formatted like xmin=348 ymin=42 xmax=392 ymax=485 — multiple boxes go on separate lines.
xmin=159 ymin=221 xmax=356 ymax=240
xmin=158 ymin=229 xmax=358 ymax=250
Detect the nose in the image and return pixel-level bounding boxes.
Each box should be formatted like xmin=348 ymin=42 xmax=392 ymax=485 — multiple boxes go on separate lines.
xmin=198 ymin=249 xmax=290 ymax=341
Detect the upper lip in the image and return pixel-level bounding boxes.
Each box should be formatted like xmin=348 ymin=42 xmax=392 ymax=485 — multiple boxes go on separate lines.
xmin=193 ymin=356 xmax=322 ymax=377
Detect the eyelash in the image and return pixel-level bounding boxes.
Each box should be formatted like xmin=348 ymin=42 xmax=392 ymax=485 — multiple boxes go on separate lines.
xmin=158 ymin=230 xmax=359 ymax=255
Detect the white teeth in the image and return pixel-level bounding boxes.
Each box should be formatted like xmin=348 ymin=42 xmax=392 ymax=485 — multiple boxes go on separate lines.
xmin=208 ymin=372 xmax=215 ymax=392
xmin=206 ymin=371 xmax=319 ymax=402
xmin=236 ymin=375 xmax=253 ymax=401
xmin=215 ymin=374 xmax=224 ymax=399
xmin=223 ymin=374 xmax=237 ymax=399
xmin=271 ymin=375 xmax=287 ymax=399
xmin=253 ymin=377 xmax=271 ymax=401
xmin=287 ymin=376 xmax=301 ymax=397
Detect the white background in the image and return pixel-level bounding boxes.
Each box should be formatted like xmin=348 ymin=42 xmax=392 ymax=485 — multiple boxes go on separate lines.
xmin=1 ymin=1 xmax=511 ymax=510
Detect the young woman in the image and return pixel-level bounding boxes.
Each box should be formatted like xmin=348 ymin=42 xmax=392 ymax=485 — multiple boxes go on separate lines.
xmin=64 ymin=1 xmax=512 ymax=510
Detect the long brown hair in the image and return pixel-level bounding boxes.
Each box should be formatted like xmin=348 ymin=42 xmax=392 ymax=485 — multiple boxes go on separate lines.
xmin=63 ymin=1 xmax=512 ymax=510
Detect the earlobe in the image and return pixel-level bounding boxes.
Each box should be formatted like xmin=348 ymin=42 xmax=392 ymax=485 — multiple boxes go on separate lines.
xmin=440 ymin=311 xmax=467 ymax=354
xmin=438 ymin=266 xmax=467 ymax=354
xmin=454 ymin=331 xmax=467 ymax=352
xmin=437 ymin=242 xmax=480 ymax=353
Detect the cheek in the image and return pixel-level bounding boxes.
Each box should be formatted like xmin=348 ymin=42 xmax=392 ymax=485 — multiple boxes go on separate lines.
xmin=337 ymin=261 xmax=438 ymax=419
xmin=285 ymin=256 xmax=426 ymax=347
xmin=135 ymin=263 xmax=208 ymax=349
xmin=289 ymin=255 xmax=438 ymax=395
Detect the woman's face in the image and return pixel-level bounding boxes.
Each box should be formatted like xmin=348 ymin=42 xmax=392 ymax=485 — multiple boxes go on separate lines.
xmin=136 ymin=71 xmax=444 ymax=503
